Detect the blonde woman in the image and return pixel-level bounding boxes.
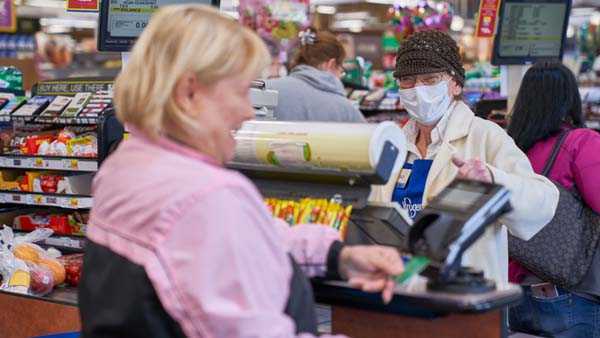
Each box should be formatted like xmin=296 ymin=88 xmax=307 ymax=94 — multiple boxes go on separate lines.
xmin=78 ymin=5 xmax=403 ymax=338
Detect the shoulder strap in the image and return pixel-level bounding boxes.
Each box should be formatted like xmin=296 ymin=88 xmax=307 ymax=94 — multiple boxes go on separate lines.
xmin=542 ymin=130 xmax=571 ymax=177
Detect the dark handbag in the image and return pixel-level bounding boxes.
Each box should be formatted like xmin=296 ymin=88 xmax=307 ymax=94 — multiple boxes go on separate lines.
xmin=508 ymin=130 xmax=600 ymax=288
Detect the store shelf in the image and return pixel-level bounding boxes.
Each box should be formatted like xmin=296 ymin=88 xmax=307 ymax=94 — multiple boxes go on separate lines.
xmin=38 ymin=115 xmax=99 ymax=125
xmin=0 ymin=191 xmax=92 ymax=209
xmin=43 ymin=235 xmax=86 ymax=251
xmin=0 ymin=155 xmax=98 ymax=171
xmin=14 ymin=229 xmax=86 ymax=251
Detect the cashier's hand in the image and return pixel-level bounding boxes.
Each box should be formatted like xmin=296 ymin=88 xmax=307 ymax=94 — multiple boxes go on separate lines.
xmin=339 ymin=246 xmax=404 ymax=304
xmin=452 ymin=156 xmax=493 ymax=183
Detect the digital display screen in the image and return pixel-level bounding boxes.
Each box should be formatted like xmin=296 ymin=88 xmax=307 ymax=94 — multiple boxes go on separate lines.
xmin=98 ymin=0 xmax=219 ymax=51
xmin=492 ymin=0 xmax=570 ymax=65
xmin=438 ymin=183 xmax=488 ymax=211
xmin=497 ymin=2 xmax=567 ymax=58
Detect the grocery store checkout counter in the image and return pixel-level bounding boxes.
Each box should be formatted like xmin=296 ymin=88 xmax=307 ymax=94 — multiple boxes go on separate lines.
xmin=230 ymin=121 xmax=522 ymax=338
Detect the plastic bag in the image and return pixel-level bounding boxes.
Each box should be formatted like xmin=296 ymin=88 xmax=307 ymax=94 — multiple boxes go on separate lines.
xmin=0 ymin=225 xmax=65 ymax=294
xmin=0 ymin=226 xmax=30 ymax=294
xmin=59 ymin=254 xmax=83 ymax=287
xmin=27 ymin=262 xmax=54 ymax=296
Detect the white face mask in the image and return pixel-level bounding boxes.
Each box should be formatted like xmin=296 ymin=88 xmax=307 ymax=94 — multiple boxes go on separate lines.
xmin=399 ymin=80 xmax=452 ymax=125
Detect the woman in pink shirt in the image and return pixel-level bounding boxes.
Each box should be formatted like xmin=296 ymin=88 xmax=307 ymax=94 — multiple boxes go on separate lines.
xmin=77 ymin=5 xmax=404 ymax=338
xmin=507 ymin=62 xmax=600 ymax=337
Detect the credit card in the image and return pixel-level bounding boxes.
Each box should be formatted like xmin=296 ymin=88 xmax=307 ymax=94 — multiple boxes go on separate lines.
xmin=394 ymin=256 xmax=430 ymax=285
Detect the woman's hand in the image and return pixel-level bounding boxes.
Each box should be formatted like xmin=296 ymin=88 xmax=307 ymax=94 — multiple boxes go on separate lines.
xmin=339 ymin=246 xmax=404 ymax=304
xmin=452 ymin=156 xmax=493 ymax=183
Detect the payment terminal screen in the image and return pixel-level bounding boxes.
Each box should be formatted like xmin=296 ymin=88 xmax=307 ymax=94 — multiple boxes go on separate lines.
xmin=438 ymin=182 xmax=487 ymax=211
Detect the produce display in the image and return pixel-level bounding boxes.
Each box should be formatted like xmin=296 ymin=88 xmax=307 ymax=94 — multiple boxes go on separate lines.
xmin=265 ymin=196 xmax=352 ymax=239
xmin=0 ymin=226 xmax=83 ymax=296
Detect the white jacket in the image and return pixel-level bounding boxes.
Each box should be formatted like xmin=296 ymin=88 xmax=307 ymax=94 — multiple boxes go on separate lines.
xmin=370 ymin=101 xmax=559 ymax=285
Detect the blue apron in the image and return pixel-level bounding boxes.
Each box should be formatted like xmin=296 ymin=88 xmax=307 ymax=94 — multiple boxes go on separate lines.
xmin=392 ymin=159 xmax=434 ymax=219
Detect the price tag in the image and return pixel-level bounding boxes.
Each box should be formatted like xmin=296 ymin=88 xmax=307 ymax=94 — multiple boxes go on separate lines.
xmin=11 ymin=194 xmax=21 ymax=202
xmin=23 ymin=158 xmax=34 ymax=168
xmin=33 ymin=195 xmax=43 ymax=204
xmin=69 ymin=198 xmax=79 ymax=208
xmin=12 ymin=159 xmax=21 ymax=167
xmin=25 ymin=194 xmax=34 ymax=204
xmin=64 ymin=159 xmax=79 ymax=170
xmin=46 ymin=196 xmax=58 ymax=205
xmin=33 ymin=158 xmax=44 ymax=168
xmin=0 ymin=193 xmax=6 ymax=203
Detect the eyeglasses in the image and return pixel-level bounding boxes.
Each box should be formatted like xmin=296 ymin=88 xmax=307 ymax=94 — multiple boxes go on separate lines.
xmin=398 ymin=73 xmax=446 ymax=89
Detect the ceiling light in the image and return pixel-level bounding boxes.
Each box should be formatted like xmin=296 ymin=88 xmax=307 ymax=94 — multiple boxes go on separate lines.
xmin=334 ymin=11 xmax=370 ymax=20
xmin=450 ymin=15 xmax=464 ymax=32
xmin=316 ymin=5 xmax=336 ymax=15
xmin=332 ymin=19 xmax=366 ymax=30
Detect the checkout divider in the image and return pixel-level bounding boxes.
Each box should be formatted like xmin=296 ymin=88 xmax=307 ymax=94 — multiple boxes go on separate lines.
xmin=229 ymin=120 xmax=522 ymax=338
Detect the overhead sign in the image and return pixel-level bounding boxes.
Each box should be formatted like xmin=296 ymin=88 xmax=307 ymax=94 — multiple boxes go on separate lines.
xmin=67 ymin=0 xmax=100 ymax=12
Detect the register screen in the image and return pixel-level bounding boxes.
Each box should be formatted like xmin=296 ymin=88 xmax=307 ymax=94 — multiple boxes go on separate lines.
xmin=99 ymin=0 xmax=218 ymax=51
xmin=107 ymin=0 xmax=214 ymax=38
xmin=496 ymin=2 xmax=567 ymax=58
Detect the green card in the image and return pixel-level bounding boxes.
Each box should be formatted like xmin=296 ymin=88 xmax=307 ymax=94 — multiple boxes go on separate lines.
xmin=395 ymin=256 xmax=431 ymax=285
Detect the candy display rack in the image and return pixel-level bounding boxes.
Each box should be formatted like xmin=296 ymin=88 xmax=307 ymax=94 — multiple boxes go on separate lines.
xmin=0 ymin=78 xmax=124 ymax=337
xmin=0 ymin=78 xmax=123 ymax=246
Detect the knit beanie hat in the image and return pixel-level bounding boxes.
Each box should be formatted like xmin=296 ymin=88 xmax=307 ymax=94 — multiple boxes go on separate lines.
xmin=394 ymin=30 xmax=465 ymax=87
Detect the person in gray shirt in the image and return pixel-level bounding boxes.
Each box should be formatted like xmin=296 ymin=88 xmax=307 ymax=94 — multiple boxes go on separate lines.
xmin=267 ymin=29 xmax=366 ymax=123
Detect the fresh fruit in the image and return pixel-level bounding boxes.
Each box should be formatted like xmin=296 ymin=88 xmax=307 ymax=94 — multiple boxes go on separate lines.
xmin=13 ymin=243 xmax=41 ymax=263
xmin=28 ymin=263 xmax=54 ymax=296
xmin=38 ymin=258 xmax=65 ymax=286
xmin=65 ymin=264 xmax=81 ymax=286
xmin=60 ymin=254 xmax=83 ymax=287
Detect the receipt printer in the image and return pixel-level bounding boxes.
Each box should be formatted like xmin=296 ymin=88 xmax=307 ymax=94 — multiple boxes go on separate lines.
xmin=408 ymin=179 xmax=512 ymax=293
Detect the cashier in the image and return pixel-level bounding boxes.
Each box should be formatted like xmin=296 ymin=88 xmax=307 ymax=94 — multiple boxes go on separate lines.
xmin=267 ymin=29 xmax=366 ymax=122
xmin=78 ymin=5 xmax=403 ymax=338
xmin=370 ymin=30 xmax=559 ymax=285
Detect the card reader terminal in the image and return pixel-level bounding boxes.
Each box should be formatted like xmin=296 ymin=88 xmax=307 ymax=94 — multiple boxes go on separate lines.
xmin=408 ymin=179 xmax=512 ymax=293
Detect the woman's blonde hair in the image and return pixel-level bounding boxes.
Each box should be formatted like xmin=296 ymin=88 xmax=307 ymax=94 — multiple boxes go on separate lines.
xmin=114 ymin=5 xmax=270 ymax=139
